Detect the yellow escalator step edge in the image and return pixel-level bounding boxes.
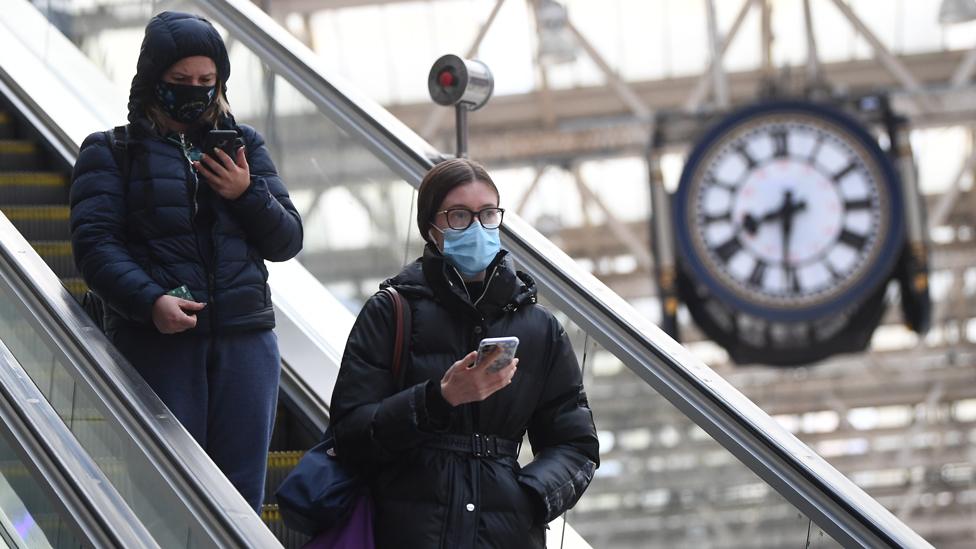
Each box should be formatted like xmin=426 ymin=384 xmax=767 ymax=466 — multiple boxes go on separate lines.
xmin=0 ymin=173 xmax=64 ymax=186
xmin=0 ymin=141 xmax=36 ymax=154
xmin=1 ymin=206 xmax=70 ymax=221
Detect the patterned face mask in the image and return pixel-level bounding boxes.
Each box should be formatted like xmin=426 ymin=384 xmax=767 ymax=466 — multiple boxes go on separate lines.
xmin=155 ymin=81 xmax=216 ymax=123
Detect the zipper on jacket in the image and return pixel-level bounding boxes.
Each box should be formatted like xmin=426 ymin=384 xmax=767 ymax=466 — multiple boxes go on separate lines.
xmin=207 ymin=223 xmax=218 ymax=333
xmin=473 ymin=264 xmax=500 ymax=306
xmin=175 ymin=132 xmax=215 ymax=320
xmin=178 ymin=132 xmax=200 ymax=220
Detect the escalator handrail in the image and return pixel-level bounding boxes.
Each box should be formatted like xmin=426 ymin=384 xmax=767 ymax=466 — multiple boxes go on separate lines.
xmin=193 ymin=1 xmax=932 ymax=547
xmin=0 ymin=338 xmax=158 ymax=548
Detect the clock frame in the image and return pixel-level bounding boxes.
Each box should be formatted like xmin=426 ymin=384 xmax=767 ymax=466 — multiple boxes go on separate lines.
xmin=673 ymin=101 xmax=905 ymax=324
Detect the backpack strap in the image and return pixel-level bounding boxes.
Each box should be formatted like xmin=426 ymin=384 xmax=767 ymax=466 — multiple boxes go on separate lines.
xmin=104 ymin=124 xmax=155 ymax=215
xmin=106 ymin=125 xmax=130 ymax=180
xmin=380 ymin=287 xmax=411 ymax=390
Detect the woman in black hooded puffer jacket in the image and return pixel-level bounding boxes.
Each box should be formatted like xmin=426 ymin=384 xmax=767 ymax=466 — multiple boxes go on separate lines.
xmin=330 ymin=158 xmax=599 ymax=548
xmin=69 ymin=12 xmax=302 ymax=512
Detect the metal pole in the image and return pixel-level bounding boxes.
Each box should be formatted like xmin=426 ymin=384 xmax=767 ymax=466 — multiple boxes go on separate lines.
xmin=950 ymin=45 xmax=976 ymax=88
xmin=827 ymin=0 xmax=939 ymax=113
xmin=455 ymin=105 xmax=468 ymax=158
xmin=685 ymin=0 xmax=755 ymax=112
xmin=565 ymin=19 xmax=652 ymax=122
xmin=704 ymin=0 xmax=730 ymax=108
xmin=571 ymin=164 xmax=654 ymax=271
xmin=761 ymin=0 xmax=773 ymax=79
xmin=928 ymin=132 xmax=976 ymax=231
xmin=647 ymin=122 xmax=679 ymax=338
xmin=516 ymin=166 xmax=548 ymax=213
xmin=802 ymin=0 xmax=823 ymax=85
xmin=531 ymin=0 xmax=558 ymax=129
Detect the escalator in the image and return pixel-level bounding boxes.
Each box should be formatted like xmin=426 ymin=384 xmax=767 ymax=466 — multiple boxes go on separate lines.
xmin=0 ymin=0 xmax=936 ymax=547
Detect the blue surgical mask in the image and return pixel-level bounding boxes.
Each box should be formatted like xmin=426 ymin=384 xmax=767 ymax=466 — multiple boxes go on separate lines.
xmin=434 ymin=223 xmax=501 ymax=277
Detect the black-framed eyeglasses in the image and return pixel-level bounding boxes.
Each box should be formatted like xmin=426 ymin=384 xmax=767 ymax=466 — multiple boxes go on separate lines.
xmin=436 ymin=207 xmax=505 ymax=230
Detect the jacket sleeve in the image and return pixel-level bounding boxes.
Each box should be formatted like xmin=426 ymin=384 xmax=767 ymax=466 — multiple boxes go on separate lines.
xmin=517 ymin=315 xmax=600 ymax=523
xmin=227 ymin=125 xmax=303 ymax=261
xmin=69 ymin=132 xmax=166 ymax=324
xmin=330 ymin=293 xmax=440 ymax=463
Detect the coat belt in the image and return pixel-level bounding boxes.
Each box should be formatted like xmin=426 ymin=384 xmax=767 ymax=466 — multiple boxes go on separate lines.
xmin=425 ymin=433 xmax=520 ymax=458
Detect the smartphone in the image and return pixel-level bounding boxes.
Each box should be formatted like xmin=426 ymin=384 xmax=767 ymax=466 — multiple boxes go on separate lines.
xmin=166 ymin=285 xmax=194 ymax=301
xmin=166 ymin=285 xmax=202 ymax=316
xmin=202 ymin=129 xmax=242 ymax=158
xmin=475 ymin=336 xmax=520 ymax=373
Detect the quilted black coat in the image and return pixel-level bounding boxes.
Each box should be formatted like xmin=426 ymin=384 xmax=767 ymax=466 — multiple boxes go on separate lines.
xmin=69 ymin=12 xmax=302 ymax=335
xmin=330 ymin=246 xmax=600 ymax=549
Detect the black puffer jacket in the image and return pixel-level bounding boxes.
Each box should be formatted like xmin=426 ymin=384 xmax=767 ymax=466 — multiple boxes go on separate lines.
xmin=331 ymin=246 xmax=599 ymax=549
xmin=69 ymin=12 xmax=302 ymax=335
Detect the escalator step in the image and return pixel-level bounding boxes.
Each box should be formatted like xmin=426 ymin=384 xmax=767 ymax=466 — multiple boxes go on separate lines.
xmin=261 ymin=504 xmax=310 ymax=548
xmin=61 ymin=277 xmax=87 ymax=299
xmin=1 ymin=205 xmax=70 ymax=240
xmin=0 ymin=112 xmax=12 ymax=139
xmin=0 ymin=172 xmax=68 ymax=205
xmin=269 ymin=450 xmax=304 ymax=470
xmin=266 ymin=450 xmax=304 ymax=506
xmin=0 ymin=140 xmax=41 ymax=171
xmin=30 ymin=240 xmax=79 ymax=279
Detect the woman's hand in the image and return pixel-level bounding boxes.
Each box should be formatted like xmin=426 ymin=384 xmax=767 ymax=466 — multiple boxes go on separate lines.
xmin=152 ymin=295 xmax=206 ymax=334
xmin=194 ymin=146 xmax=250 ymax=200
xmin=439 ymin=350 xmax=518 ymax=407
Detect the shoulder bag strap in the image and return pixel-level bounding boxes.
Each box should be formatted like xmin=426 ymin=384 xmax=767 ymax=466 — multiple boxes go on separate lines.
xmin=381 ymin=287 xmax=411 ymax=390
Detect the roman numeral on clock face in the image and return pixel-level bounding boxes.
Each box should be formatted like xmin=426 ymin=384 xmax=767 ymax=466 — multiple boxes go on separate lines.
xmin=713 ymin=237 xmax=743 ymax=263
xmin=785 ymin=266 xmax=801 ymax=294
xmin=734 ymin=143 xmax=757 ymax=169
xmin=748 ymin=260 xmax=767 ymax=287
xmin=832 ymin=161 xmax=858 ymax=182
xmin=771 ymin=129 xmax=788 ymax=158
xmin=838 ymin=229 xmax=868 ymax=250
xmin=703 ymin=211 xmax=732 ymax=224
xmin=704 ymin=174 xmax=736 ymax=191
xmin=844 ymin=198 xmax=872 ymax=210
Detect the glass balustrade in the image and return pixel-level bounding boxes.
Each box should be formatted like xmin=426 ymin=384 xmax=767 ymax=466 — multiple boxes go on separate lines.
xmin=0 ymin=433 xmax=84 ymax=549
xmin=0 ymin=251 xmax=227 ymax=547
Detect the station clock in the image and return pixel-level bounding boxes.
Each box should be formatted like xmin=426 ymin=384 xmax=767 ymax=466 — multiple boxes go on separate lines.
xmin=672 ymin=101 xmax=906 ymax=365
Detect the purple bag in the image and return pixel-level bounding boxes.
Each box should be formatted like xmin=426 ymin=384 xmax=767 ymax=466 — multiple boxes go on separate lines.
xmin=302 ymin=494 xmax=375 ymax=549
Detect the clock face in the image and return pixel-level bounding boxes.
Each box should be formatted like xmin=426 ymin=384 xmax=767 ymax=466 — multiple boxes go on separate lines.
xmin=674 ymin=102 xmax=905 ymax=321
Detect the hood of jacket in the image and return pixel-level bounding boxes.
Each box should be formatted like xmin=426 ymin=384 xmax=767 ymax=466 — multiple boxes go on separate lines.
xmin=127 ymin=11 xmax=231 ymax=126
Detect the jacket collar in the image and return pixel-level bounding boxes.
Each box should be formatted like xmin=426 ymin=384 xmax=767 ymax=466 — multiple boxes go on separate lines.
xmin=384 ymin=244 xmax=538 ymax=319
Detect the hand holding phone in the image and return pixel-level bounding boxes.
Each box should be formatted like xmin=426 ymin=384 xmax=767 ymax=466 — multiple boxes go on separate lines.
xmin=475 ymin=336 xmax=520 ymax=373
xmin=202 ymin=129 xmax=242 ymax=159
xmin=196 ymin=130 xmax=250 ymax=200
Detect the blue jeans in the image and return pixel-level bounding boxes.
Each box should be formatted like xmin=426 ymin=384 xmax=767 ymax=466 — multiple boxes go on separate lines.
xmin=112 ymin=327 xmax=280 ymax=512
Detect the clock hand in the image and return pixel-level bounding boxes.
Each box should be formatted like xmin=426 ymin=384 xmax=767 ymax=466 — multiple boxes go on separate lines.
xmin=743 ymin=207 xmax=785 ymax=235
xmin=780 ymin=190 xmax=807 ymax=279
xmin=743 ymin=191 xmax=808 ymax=236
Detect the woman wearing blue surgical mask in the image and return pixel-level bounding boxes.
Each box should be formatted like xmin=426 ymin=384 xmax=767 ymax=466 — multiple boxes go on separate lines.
xmin=69 ymin=11 xmax=303 ymax=513
xmin=330 ymin=158 xmax=599 ymax=548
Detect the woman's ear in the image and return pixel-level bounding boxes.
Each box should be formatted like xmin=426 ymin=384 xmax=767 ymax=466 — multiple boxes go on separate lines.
xmin=428 ymin=228 xmax=444 ymax=251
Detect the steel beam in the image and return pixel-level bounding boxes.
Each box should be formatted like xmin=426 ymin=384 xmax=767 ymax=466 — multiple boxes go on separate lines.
xmin=684 ymin=0 xmax=756 ymax=112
